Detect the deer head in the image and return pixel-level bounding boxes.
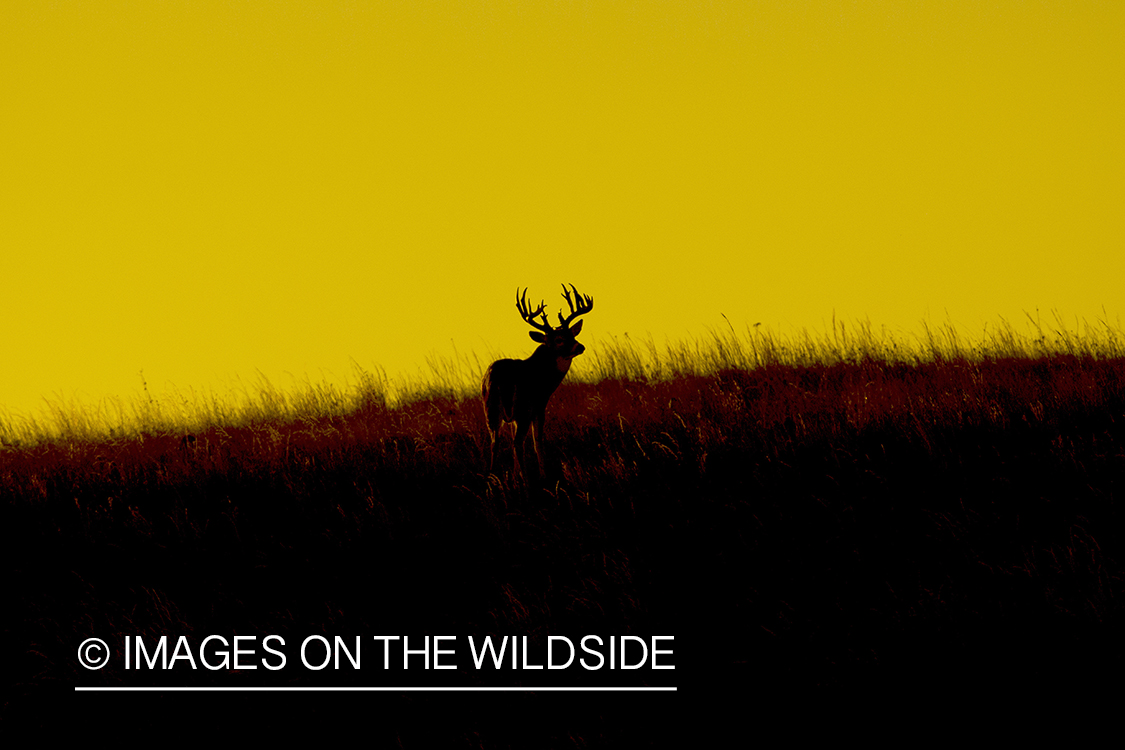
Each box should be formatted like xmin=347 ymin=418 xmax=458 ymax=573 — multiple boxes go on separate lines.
xmin=517 ymin=283 xmax=594 ymax=362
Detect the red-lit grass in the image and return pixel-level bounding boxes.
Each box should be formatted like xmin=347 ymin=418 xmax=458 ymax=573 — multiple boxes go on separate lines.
xmin=3 ymin=317 xmax=1125 ymax=734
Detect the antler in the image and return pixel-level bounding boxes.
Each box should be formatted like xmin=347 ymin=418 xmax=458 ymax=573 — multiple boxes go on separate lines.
xmin=516 ymin=288 xmax=552 ymax=332
xmin=557 ymin=283 xmax=594 ymax=329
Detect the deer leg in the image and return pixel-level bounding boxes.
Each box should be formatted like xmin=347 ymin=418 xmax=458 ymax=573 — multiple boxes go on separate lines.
xmin=485 ymin=399 xmax=502 ymax=475
xmin=487 ymin=430 xmax=498 ymax=475
xmin=513 ymin=418 xmax=532 ymax=478
xmin=531 ymin=413 xmax=546 ymax=476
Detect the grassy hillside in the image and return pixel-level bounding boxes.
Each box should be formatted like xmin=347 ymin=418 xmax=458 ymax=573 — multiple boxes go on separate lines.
xmin=5 ymin=318 xmax=1125 ymax=738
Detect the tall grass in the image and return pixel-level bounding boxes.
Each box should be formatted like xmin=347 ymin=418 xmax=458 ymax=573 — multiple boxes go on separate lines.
xmin=587 ymin=310 xmax=1124 ymax=382
xmin=6 ymin=310 xmax=1125 ymax=731
xmin=0 ymin=364 xmax=390 ymax=448
xmin=3 ymin=314 xmax=1121 ymax=449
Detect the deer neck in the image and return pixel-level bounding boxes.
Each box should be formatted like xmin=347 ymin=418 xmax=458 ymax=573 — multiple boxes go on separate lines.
xmin=528 ymin=346 xmax=571 ymax=383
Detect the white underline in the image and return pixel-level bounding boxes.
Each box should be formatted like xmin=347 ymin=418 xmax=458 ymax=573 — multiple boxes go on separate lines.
xmin=76 ymin=686 xmax=675 ymax=692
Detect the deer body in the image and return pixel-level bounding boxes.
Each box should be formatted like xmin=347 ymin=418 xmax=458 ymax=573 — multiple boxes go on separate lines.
xmin=482 ymin=285 xmax=593 ymax=477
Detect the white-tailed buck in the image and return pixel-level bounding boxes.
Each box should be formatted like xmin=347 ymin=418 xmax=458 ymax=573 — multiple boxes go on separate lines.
xmin=482 ymin=284 xmax=594 ymax=476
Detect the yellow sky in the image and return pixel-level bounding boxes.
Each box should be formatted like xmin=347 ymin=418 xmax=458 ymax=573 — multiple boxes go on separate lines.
xmin=2 ymin=1 xmax=1122 ymax=418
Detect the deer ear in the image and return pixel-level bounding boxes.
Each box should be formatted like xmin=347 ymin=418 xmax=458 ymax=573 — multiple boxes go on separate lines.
xmin=529 ymin=331 xmax=547 ymax=343
xmin=569 ymin=320 xmax=583 ymax=336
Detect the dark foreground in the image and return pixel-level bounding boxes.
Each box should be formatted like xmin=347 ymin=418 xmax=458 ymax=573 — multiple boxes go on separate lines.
xmin=4 ymin=353 xmax=1124 ymax=738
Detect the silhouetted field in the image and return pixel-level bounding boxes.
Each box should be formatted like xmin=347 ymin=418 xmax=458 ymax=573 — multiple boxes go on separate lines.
xmin=4 ymin=321 xmax=1125 ymax=739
